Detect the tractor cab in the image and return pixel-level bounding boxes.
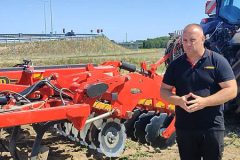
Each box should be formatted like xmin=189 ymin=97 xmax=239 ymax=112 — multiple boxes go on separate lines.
xmin=218 ymin=0 xmax=240 ymax=25
xmin=201 ymin=0 xmax=240 ymax=34
xmin=204 ymin=0 xmax=240 ymax=21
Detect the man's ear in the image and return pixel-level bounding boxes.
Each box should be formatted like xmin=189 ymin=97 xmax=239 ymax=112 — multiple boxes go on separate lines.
xmin=202 ymin=35 xmax=206 ymax=42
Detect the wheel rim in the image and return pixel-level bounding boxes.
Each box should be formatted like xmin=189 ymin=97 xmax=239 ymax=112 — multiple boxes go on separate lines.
xmin=98 ymin=118 xmax=126 ymax=157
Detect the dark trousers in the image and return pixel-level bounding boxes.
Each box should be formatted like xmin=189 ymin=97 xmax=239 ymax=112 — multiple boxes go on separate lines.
xmin=176 ymin=129 xmax=224 ymax=160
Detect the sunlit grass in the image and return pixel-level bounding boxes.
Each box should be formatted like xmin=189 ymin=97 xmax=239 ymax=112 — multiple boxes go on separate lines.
xmin=0 ymin=37 xmax=167 ymax=74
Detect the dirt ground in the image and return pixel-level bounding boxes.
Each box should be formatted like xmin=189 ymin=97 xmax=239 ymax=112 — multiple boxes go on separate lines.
xmin=0 ymin=121 xmax=239 ymax=160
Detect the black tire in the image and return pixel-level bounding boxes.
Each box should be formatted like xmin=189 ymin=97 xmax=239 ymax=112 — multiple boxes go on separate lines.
xmin=224 ymin=49 xmax=240 ymax=115
xmin=164 ymin=40 xmax=175 ymax=66
xmin=165 ymin=37 xmax=183 ymax=67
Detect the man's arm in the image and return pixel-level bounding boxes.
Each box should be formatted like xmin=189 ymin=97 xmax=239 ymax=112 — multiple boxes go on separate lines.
xmin=160 ymin=82 xmax=191 ymax=111
xmin=187 ymin=79 xmax=237 ymax=112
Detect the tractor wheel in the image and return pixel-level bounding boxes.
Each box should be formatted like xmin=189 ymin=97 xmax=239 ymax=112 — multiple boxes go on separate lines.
xmin=164 ymin=37 xmax=183 ymax=67
xmin=165 ymin=40 xmax=175 ymax=66
xmin=224 ymin=49 xmax=240 ymax=122
xmin=232 ymin=49 xmax=240 ymax=113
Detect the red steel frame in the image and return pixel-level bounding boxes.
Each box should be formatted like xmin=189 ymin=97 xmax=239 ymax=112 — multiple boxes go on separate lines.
xmin=0 ymin=55 xmax=175 ymax=139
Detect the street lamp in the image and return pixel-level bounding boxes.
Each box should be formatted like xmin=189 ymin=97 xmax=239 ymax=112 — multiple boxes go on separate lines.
xmin=43 ymin=1 xmax=47 ymax=35
xmin=50 ymin=0 xmax=53 ymax=35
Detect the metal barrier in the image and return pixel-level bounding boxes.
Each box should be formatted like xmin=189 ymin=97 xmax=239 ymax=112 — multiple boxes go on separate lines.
xmin=0 ymin=34 xmax=101 ymax=44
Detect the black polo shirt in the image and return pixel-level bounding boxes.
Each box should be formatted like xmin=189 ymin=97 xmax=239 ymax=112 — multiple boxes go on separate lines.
xmin=163 ymin=49 xmax=235 ymax=130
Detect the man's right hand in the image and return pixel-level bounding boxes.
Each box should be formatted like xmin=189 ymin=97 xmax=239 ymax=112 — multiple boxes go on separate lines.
xmin=177 ymin=93 xmax=192 ymax=112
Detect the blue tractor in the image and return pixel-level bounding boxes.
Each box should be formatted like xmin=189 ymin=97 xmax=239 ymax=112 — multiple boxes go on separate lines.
xmin=165 ymin=0 xmax=240 ymax=114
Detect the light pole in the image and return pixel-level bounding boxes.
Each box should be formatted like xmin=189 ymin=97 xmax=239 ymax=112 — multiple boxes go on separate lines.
xmin=50 ymin=0 xmax=53 ymax=35
xmin=43 ymin=1 xmax=47 ymax=35
xmin=126 ymin=32 xmax=128 ymax=42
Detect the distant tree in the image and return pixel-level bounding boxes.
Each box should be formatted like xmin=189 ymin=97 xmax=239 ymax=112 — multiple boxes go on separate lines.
xmin=141 ymin=36 xmax=170 ymax=49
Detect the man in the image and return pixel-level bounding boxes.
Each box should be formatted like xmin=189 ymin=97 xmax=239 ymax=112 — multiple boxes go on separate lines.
xmin=160 ymin=24 xmax=237 ymax=160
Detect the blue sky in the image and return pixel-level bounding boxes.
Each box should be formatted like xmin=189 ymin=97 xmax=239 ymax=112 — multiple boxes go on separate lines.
xmin=0 ymin=0 xmax=207 ymax=42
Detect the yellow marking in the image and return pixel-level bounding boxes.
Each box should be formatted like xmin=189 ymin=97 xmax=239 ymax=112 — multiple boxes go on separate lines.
xmin=138 ymin=99 xmax=175 ymax=110
xmin=0 ymin=79 xmax=7 ymax=84
xmin=204 ymin=66 xmax=215 ymax=69
xmin=93 ymin=99 xmax=175 ymax=112
xmin=138 ymin=99 xmax=146 ymax=105
xmin=156 ymin=101 xmax=165 ymax=108
xmin=33 ymin=73 xmax=43 ymax=79
xmin=93 ymin=101 xmax=112 ymax=111
xmin=168 ymin=104 xmax=175 ymax=111
xmin=0 ymin=77 xmax=9 ymax=84
xmin=144 ymin=99 xmax=152 ymax=105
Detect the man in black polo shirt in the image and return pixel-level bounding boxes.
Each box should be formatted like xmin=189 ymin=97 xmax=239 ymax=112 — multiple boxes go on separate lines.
xmin=160 ymin=24 xmax=237 ymax=160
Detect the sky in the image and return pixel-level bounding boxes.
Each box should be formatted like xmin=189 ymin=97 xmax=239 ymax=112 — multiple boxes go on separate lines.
xmin=0 ymin=0 xmax=207 ymax=42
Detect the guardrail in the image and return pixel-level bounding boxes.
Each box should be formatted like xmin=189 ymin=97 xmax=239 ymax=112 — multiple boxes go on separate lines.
xmin=0 ymin=34 xmax=101 ymax=44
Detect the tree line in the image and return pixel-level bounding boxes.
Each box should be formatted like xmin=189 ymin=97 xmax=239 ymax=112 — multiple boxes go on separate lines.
xmin=140 ymin=36 xmax=170 ymax=49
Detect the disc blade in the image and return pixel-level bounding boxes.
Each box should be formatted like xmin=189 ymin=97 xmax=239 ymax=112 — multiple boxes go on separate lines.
xmin=71 ymin=125 xmax=80 ymax=142
xmin=145 ymin=113 xmax=167 ymax=145
xmin=133 ymin=111 xmax=155 ymax=143
xmin=124 ymin=109 xmax=142 ymax=139
xmin=88 ymin=123 xmax=101 ymax=150
xmin=64 ymin=122 xmax=72 ymax=136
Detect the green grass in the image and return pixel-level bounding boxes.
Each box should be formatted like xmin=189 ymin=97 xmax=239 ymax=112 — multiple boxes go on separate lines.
xmin=0 ymin=38 xmax=166 ymax=73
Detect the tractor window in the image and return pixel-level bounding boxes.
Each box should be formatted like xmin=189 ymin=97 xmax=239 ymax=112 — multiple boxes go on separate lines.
xmin=223 ymin=0 xmax=230 ymax=5
xmin=219 ymin=0 xmax=240 ymax=24
xmin=233 ymin=0 xmax=240 ymax=8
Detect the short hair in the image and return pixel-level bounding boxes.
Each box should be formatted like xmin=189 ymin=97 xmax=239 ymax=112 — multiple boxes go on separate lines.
xmin=183 ymin=23 xmax=204 ymax=34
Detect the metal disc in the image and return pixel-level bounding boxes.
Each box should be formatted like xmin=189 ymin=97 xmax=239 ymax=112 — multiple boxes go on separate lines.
xmin=64 ymin=122 xmax=72 ymax=135
xmin=124 ymin=108 xmax=142 ymax=139
xmin=88 ymin=123 xmax=101 ymax=150
xmin=98 ymin=118 xmax=126 ymax=157
xmin=79 ymin=113 xmax=95 ymax=145
xmin=70 ymin=125 xmax=80 ymax=142
xmin=133 ymin=111 xmax=155 ymax=143
xmin=146 ymin=113 xmax=176 ymax=148
xmin=55 ymin=123 xmax=68 ymax=137
xmin=145 ymin=113 xmax=167 ymax=146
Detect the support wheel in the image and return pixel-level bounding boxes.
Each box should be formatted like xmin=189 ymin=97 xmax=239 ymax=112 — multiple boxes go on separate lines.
xmin=98 ymin=118 xmax=126 ymax=157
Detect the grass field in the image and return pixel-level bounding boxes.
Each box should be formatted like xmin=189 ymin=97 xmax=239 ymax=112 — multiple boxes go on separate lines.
xmin=0 ymin=37 xmax=166 ymax=72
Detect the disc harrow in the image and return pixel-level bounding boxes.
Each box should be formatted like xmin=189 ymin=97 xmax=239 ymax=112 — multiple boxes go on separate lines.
xmin=0 ymin=57 xmax=176 ymax=159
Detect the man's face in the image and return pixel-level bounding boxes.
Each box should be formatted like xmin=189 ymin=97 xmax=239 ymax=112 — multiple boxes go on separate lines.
xmin=182 ymin=28 xmax=205 ymax=55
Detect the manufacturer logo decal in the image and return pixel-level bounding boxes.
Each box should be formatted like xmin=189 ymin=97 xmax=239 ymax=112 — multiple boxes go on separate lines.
xmin=204 ymin=66 xmax=215 ymax=70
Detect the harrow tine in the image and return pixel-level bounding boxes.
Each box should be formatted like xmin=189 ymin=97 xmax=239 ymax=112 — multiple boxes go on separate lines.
xmin=64 ymin=122 xmax=73 ymax=136
xmin=79 ymin=113 xmax=95 ymax=144
xmin=9 ymin=126 xmax=21 ymax=160
xmin=54 ymin=124 xmax=62 ymax=135
xmin=88 ymin=123 xmax=101 ymax=150
xmin=70 ymin=125 xmax=80 ymax=142
xmin=145 ymin=113 xmax=167 ymax=146
xmin=56 ymin=123 xmax=68 ymax=137
xmin=133 ymin=111 xmax=155 ymax=143
xmin=86 ymin=119 xmax=103 ymax=150
xmin=79 ymin=124 xmax=91 ymax=146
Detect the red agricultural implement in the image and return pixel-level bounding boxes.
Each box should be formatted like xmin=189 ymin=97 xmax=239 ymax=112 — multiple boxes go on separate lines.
xmin=0 ymin=56 xmax=175 ymax=159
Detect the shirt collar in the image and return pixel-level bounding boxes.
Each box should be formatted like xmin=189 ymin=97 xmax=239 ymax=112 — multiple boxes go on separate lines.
xmin=183 ymin=48 xmax=210 ymax=60
xmin=202 ymin=49 xmax=211 ymax=59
